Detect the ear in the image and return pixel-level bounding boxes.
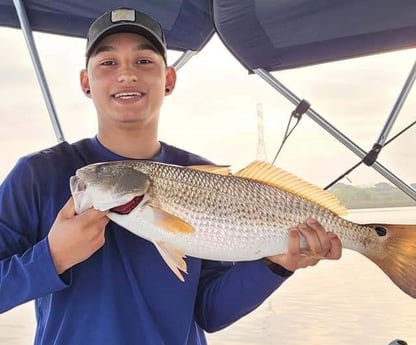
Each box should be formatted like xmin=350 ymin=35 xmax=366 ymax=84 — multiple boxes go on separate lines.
xmin=80 ymin=69 xmax=91 ymax=98
xmin=164 ymin=67 xmax=177 ymax=96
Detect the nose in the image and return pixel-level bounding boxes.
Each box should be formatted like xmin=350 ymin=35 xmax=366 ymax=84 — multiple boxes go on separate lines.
xmin=117 ymin=67 xmax=138 ymax=83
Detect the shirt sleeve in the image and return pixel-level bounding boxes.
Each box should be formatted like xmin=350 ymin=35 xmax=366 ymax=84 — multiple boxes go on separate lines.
xmin=0 ymin=157 xmax=71 ymax=313
xmin=194 ymin=258 xmax=293 ymax=332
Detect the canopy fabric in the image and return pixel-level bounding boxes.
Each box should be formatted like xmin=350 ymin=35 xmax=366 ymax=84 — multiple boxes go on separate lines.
xmin=0 ymin=0 xmax=214 ymax=53
xmin=1 ymin=0 xmax=416 ymax=71
xmin=213 ymin=0 xmax=416 ymax=71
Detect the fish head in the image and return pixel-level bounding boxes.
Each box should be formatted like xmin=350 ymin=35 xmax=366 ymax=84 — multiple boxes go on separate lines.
xmin=70 ymin=161 xmax=151 ymax=214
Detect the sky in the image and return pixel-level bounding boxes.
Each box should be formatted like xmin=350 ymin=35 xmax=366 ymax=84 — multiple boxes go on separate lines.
xmin=1 ymin=26 xmax=416 ymax=196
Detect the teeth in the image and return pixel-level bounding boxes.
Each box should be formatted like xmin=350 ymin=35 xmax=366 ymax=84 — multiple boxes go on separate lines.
xmin=114 ymin=92 xmax=142 ymax=99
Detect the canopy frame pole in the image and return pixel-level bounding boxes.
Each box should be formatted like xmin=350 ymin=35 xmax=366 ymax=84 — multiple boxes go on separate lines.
xmin=363 ymin=58 xmax=416 ymax=165
xmin=13 ymin=0 xmax=65 ymax=142
xmin=172 ymin=50 xmax=197 ymax=71
xmin=253 ymin=68 xmax=416 ymax=201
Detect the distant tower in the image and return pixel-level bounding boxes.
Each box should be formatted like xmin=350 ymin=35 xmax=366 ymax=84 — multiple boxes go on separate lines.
xmin=256 ymin=103 xmax=268 ymax=161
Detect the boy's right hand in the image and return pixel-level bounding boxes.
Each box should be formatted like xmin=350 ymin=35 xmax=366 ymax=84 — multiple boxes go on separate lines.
xmin=48 ymin=197 xmax=109 ymax=274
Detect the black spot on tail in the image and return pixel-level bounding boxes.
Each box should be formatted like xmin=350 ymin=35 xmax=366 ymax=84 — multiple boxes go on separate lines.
xmin=389 ymin=340 xmax=408 ymax=345
xmin=375 ymin=226 xmax=387 ymax=237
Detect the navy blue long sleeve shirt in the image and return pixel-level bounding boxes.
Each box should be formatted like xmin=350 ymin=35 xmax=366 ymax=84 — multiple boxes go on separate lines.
xmin=0 ymin=137 xmax=291 ymax=344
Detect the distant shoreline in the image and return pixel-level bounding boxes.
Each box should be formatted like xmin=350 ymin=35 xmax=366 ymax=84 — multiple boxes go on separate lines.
xmin=345 ymin=201 xmax=416 ymax=209
xmin=329 ymin=182 xmax=416 ymax=209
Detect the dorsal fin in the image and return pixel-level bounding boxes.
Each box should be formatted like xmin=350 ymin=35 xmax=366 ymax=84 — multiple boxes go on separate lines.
xmin=187 ymin=164 xmax=231 ymax=176
xmin=234 ymin=161 xmax=347 ymax=216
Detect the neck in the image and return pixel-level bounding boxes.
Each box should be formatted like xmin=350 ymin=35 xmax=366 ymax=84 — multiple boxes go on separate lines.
xmin=97 ymin=125 xmax=161 ymax=159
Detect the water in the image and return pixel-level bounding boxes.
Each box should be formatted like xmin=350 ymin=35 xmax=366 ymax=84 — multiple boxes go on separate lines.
xmin=207 ymin=207 xmax=416 ymax=345
xmin=1 ymin=207 xmax=415 ymax=344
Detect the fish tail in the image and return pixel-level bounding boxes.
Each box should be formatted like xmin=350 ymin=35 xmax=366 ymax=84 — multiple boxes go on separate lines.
xmin=364 ymin=224 xmax=416 ymax=298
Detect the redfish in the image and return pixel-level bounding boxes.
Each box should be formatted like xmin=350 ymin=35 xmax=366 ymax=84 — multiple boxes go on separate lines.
xmin=70 ymin=160 xmax=416 ymax=298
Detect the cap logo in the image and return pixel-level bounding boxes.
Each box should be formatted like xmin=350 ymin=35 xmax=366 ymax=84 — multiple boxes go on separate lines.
xmin=111 ymin=8 xmax=135 ymax=23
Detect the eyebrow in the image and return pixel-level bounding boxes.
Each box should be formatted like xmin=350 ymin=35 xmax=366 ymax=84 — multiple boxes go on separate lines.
xmin=92 ymin=43 xmax=159 ymax=57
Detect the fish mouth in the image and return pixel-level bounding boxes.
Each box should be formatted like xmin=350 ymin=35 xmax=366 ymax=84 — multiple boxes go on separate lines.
xmin=70 ymin=175 xmax=91 ymax=214
xmin=110 ymin=196 xmax=143 ymax=214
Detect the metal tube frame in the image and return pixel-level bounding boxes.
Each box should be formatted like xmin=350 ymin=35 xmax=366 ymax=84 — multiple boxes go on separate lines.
xmin=254 ymin=68 xmax=416 ymax=201
xmin=13 ymin=0 xmax=65 ymax=142
xmin=172 ymin=50 xmax=197 ymax=71
xmin=375 ymin=59 xmax=416 ymax=146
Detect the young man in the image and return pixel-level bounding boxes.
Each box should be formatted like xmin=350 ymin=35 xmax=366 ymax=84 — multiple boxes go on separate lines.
xmin=0 ymin=8 xmax=342 ymax=345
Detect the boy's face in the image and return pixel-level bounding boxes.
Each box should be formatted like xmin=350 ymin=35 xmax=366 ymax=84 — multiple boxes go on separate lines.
xmin=80 ymin=32 xmax=176 ymax=130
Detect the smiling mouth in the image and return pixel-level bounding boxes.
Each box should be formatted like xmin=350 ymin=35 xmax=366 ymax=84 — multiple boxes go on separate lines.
xmin=113 ymin=92 xmax=143 ymax=99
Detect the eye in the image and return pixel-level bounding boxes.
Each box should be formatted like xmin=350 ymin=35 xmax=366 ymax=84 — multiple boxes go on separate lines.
xmin=137 ymin=58 xmax=152 ymax=64
xmin=101 ymin=60 xmax=116 ymax=66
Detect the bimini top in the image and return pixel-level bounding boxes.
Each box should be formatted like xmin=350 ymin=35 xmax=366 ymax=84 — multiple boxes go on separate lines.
xmin=1 ymin=0 xmax=416 ymax=71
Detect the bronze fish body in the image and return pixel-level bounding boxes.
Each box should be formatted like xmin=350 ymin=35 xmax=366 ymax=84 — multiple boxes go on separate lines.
xmin=70 ymin=160 xmax=416 ymax=298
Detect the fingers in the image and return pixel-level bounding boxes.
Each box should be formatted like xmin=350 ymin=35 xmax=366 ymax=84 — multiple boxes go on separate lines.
xmin=287 ymin=228 xmax=301 ymax=256
xmin=274 ymin=228 xmax=320 ymax=271
xmin=294 ymin=217 xmax=342 ymax=261
xmin=268 ymin=218 xmax=342 ymax=272
xmin=297 ymin=217 xmax=331 ymax=258
xmin=58 ymin=197 xmax=76 ymax=218
xmin=48 ymin=197 xmax=110 ymax=274
xmin=325 ymin=232 xmax=342 ymax=260
xmin=77 ymin=207 xmax=109 ymax=227
xmin=58 ymin=197 xmax=109 ymax=228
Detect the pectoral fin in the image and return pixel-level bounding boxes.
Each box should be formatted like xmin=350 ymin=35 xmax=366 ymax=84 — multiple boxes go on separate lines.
xmin=153 ymin=241 xmax=187 ymax=282
xmin=148 ymin=204 xmax=195 ymax=234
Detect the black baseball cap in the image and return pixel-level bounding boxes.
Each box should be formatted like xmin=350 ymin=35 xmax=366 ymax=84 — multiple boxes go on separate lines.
xmin=86 ymin=8 xmax=167 ymax=62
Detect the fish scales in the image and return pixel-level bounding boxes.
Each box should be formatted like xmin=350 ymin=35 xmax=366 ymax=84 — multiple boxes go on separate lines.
xmin=132 ymin=161 xmax=379 ymax=258
xmin=71 ymin=160 xmax=416 ymax=297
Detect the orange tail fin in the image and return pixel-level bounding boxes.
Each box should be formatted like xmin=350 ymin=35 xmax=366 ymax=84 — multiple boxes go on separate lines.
xmin=363 ymin=224 xmax=416 ymax=298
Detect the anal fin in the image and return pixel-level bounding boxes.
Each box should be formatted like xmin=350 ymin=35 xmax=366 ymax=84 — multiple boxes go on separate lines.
xmin=153 ymin=241 xmax=188 ymax=282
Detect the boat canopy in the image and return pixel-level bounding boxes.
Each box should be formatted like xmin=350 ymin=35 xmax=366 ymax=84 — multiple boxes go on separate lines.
xmin=2 ymin=0 xmax=416 ymax=71
xmin=1 ymin=0 xmax=416 ymax=200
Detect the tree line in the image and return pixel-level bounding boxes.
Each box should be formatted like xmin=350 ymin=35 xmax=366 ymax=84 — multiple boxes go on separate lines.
xmin=328 ymin=182 xmax=416 ymax=209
